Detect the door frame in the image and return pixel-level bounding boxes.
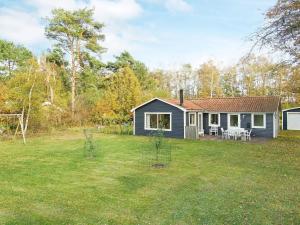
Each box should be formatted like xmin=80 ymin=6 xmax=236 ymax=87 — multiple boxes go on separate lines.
xmin=198 ymin=112 xmax=203 ymax=131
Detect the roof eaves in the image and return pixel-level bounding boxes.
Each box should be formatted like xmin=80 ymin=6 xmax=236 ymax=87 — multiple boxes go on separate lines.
xmin=131 ymin=98 xmax=186 ymax=112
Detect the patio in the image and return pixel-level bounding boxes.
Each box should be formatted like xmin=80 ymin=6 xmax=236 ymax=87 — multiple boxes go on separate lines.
xmin=185 ymin=126 xmax=253 ymax=141
xmin=209 ymin=126 xmax=252 ymax=141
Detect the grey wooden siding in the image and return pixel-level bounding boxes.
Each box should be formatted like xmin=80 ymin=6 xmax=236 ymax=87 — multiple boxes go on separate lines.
xmin=282 ymin=108 xmax=300 ymax=130
xmin=134 ymin=99 xmax=184 ymax=138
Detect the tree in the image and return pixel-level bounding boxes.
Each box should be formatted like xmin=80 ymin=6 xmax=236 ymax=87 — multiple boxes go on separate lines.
xmin=6 ymin=59 xmax=45 ymax=134
xmin=148 ymin=70 xmax=172 ymax=98
xmin=102 ymin=66 xmax=142 ymax=123
xmin=286 ymin=66 xmax=300 ymax=103
xmin=0 ymin=39 xmax=32 ymax=77
xmin=197 ymin=60 xmax=222 ymax=98
xmin=46 ymin=46 xmax=68 ymax=68
xmin=107 ymin=51 xmax=155 ymax=90
xmin=45 ymin=8 xmax=105 ymax=116
xmin=221 ymin=66 xmax=240 ymax=97
xmin=173 ymin=64 xmax=197 ymax=98
xmin=253 ymin=0 xmax=300 ymax=64
xmin=238 ymin=55 xmax=274 ymax=96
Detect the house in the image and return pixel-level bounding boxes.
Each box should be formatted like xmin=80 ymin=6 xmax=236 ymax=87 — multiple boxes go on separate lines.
xmin=131 ymin=91 xmax=281 ymax=139
xmin=282 ymin=107 xmax=300 ymax=130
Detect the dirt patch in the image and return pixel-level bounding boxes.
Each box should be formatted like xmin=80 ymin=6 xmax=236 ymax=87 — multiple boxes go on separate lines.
xmin=152 ymin=163 xmax=166 ymax=168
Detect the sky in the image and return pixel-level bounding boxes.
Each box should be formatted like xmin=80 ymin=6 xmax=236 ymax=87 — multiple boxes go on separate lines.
xmin=0 ymin=0 xmax=276 ymax=69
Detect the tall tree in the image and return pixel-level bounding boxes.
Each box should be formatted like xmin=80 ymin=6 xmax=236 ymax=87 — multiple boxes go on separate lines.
xmin=174 ymin=64 xmax=197 ymax=98
xmin=221 ymin=66 xmax=240 ymax=97
xmin=103 ymin=66 xmax=142 ymax=122
xmin=238 ymin=55 xmax=274 ymax=96
xmin=107 ymin=51 xmax=155 ymax=90
xmin=254 ymin=0 xmax=300 ymax=64
xmin=197 ymin=60 xmax=222 ymax=98
xmin=0 ymin=39 xmax=32 ymax=77
xmin=45 ymin=8 xmax=105 ymax=116
xmin=287 ymin=66 xmax=300 ymax=103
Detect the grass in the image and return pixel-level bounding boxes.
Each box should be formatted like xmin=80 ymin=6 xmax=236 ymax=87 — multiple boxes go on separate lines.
xmin=0 ymin=130 xmax=299 ymax=225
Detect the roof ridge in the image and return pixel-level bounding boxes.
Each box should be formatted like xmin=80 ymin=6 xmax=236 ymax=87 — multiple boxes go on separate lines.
xmin=189 ymin=96 xmax=280 ymax=101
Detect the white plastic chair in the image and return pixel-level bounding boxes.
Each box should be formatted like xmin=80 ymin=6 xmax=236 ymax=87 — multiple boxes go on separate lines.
xmin=221 ymin=127 xmax=228 ymax=139
xmin=245 ymin=129 xmax=252 ymax=141
xmin=209 ymin=126 xmax=218 ymax=136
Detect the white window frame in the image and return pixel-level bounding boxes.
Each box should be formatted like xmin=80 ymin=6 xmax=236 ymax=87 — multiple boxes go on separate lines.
xmin=228 ymin=113 xmax=240 ymax=129
xmin=209 ymin=113 xmax=220 ymax=127
xmin=144 ymin=112 xmax=172 ymax=131
xmin=252 ymin=113 xmax=266 ymax=129
xmin=189 ymin=112 xmax=196 ymax=126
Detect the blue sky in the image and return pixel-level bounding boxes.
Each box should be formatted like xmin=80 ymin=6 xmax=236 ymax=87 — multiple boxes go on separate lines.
xmin=0 ymin=0 xmax=276 ymax=69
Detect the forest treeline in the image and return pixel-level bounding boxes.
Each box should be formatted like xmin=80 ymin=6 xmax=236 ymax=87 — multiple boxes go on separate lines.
xmin=0 ymin=1 xmax=299 ymax=132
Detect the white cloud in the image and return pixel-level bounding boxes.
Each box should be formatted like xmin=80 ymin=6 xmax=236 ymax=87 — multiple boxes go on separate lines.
xmin=24 ymin=0 xmax=142 ymax=21
xmin=0 ymin=8 xmax=45 ymax=45
xmin=103 ymin=23 xmax=158 ymax=57
xmin=91 ymin=0 xmax=142 ymax=22
xmin=24 ymin=0 xmax=85 ymax=16
xmin=0 ymin=0 xmax=149 ymax=57
xmin=147 ymin=0 xmax=192 ymax=12
xmin=165 ymin=0 xmax=192 ymax=12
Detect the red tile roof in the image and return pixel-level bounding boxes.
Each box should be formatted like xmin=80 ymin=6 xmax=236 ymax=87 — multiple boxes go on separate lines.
xmin=166 ymin=99 xmax=201 ymax=110
xmin=165 ymin=96 xmax=280 ymax=112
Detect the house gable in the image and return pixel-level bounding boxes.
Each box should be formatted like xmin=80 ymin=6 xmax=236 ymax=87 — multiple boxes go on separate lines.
xmin=134 ymin=99 xmax=185 ymax=138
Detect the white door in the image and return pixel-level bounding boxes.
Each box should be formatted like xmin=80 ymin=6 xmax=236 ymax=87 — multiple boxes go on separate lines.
xmin=287 ymin=113 xmax=300 ymax=130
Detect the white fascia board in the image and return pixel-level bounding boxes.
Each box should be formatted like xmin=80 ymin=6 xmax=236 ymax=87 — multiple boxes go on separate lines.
xmin=282 ymin=107 xmax=300 ymax=112
xmin=131 ymin=98 xmax=186 ymax=112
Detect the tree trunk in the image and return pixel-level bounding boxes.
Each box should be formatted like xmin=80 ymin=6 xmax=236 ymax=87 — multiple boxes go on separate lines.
xmin=24 ymin=83 xmax=35 ymax=133
xmin=70 ymin=44 xmax=76 ymax=118
xmin=210 ymin=72 xmax=214 ymax=98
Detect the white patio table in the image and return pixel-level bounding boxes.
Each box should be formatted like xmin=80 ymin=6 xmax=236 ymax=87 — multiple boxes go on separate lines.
xmin=227 ymin=128 xmax=245 ymax=140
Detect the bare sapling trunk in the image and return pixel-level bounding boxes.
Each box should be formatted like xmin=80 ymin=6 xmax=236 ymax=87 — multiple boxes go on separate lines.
xmin=19 ymin=80 xmax=35 ymax=144
xmin=24 ymin=83 xmax=34 ymax=133
xmin=70 ymin=43 xmax=76 ymax=118
xmin=20 ymin=107 xmax=26 ymax=144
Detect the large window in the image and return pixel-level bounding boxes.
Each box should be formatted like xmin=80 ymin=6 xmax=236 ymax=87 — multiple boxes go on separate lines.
xmin=189 ymin=113 xmax=196 ymax=126
xmin=228 ymin=114 xmax=240 ymax=128
xmin=252 ymin=113 xmax=266 ymax=128
xmin=145 ymin=113 xmax=171 ymax=131
xmin=209 ymin=113 xmax=220 ymax=126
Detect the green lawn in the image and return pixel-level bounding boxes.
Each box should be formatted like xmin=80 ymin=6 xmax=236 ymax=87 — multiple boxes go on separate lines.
xmin=0 ymin=130 xmax=299 ymax=225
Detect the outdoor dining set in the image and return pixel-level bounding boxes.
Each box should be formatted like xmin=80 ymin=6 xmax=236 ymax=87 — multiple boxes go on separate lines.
xmin=209 ymin=126 xmax=252 ymax=141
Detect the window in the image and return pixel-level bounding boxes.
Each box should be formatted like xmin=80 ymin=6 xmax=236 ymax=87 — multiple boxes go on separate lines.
xmin=209 ymin=113 xmax=220 ymax=126
xmin=158 ymin=114 xmax=171 ymax=130
xmin=252 ymin=113 xmax=266 ymax=128
xmin=189 ymin=113 xmax=196 ymax=126
xmin=145 ymin=113 xmax=171 ymax=131
xmin=228 ymin=114 xmax=240 ymax=128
